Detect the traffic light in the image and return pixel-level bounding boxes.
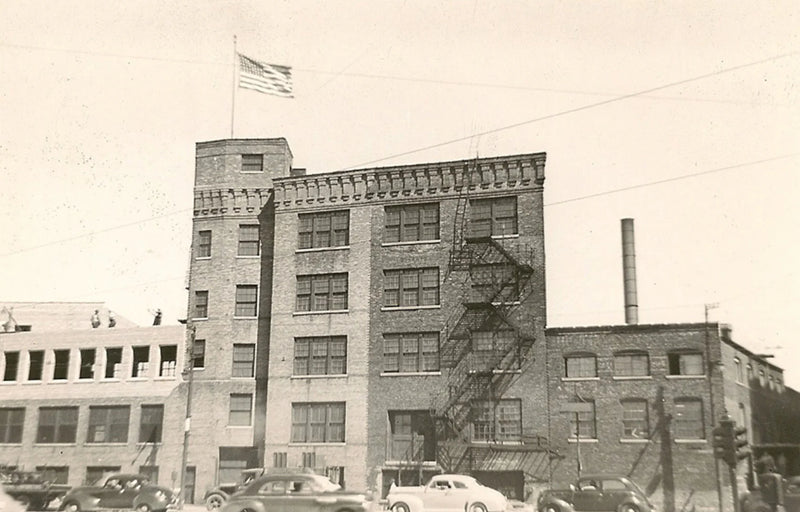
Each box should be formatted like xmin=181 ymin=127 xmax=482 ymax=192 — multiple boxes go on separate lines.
xmin=712 ymin=420 xmax=735 ymax=466
xmin=734 ymin=426 xmax=750 ymax=462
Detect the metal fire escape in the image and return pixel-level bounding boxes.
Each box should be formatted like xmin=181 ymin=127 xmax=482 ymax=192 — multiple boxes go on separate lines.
xmin=433 ymin=165 xmax=543 ymax=474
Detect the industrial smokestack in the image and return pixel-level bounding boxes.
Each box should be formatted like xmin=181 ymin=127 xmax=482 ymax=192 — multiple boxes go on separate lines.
xmin=621 ymin=218 xmax=639 ymax=325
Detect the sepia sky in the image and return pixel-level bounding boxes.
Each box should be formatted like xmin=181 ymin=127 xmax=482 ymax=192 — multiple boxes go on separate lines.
xmin=1 ymin=1 xmax=798 ymax=386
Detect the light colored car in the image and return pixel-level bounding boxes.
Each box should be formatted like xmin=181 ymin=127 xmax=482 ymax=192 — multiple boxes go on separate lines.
xmin=387 ymin=474 xmax=508 ymax=512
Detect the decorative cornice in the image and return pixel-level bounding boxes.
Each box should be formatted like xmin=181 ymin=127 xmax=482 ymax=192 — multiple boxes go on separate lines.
xmin=193 ymin=188 xmax=272 ymax=217
xmin=272 ymin=153 xmax=546 ymax=211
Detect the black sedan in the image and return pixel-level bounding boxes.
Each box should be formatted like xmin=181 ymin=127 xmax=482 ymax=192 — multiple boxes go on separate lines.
xmin=220 ymin=472 xmax=372 ymax=512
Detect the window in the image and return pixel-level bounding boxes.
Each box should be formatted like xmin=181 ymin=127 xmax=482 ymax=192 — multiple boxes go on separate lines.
xmin=388 ymin=411 xmax=435 ymax=461
xmin=296 ymin=273 xmax=348 ymax=312
xmin=470 ymin=196 xmax=518 ymax=237
xmin=194 ymin=290 xmax=209 ymax=319
xmin=241 ymin=154 xmax=263 ymax=172
xmin=238 ymin=225 xmax=260 ymax=256
xmin=614 ymin=351 xmax=649 ymax=377
xmin=298 ymin=210 xmax=350 ymax=249
xmin=668 ymin=352 xmax=704 ymax=376
xmin=3 ymin=351 xmax=19 ymax=381
xmin=734 ymin=358 xmax=743 ymax=383
xmin=383 ymin=333 xmax=439 ymax=373
xmin=738 ymin=403 xmax=746 ymax=429
xmin=36 ymin=466 xmax=68 ymax=485
xmin=53 ymin=350 xmax=70 ymax=380
xmin=197 ymin=230 xmax=212 ymax=258
xmin=0 ymin=408 xmax=24 ymax=443
xmin=159 ymin=345 xmax=177 ymax=377
xmin=470 ymin=263 xmax=519 ymax=303
xmin=565 ymin=353 xmax=597 ymax=378
xmin=235 ymin=285 xmax=258 ymax=317
xmin=131 ymin=346 xmax=150 ymax=378
xmin=273 ymin=452 xmax=288 ymax=468
xmin=621 ymin=399 xmax=649 ymax=439
xmin=294 ymin=336 xmax=347 ymax=376
xmin=79 ymin=348 xmax=95 ymax=380
xmin=105 ymin=348 xmax=122 ymax=379
xmin=139 ymin=405 xmax=164 ymax=443
xmin=28 ymin=350 xmax=44 ymax=381
xmin=229 ymin=394 xmax=253 ymax=426
xmin=87 ymin=406 xmax=130 ymax=443
xmin=85 ymin=466 xmax=121 ymax=485
xmin=747 ymin=364 xmax=753 ymax=383
xmin=36 ymin=407 xmax=78 ymax=443
xmin=232 ymin=344 xmax=256 ymax=378
xmin=139 ymin=466 xmax=159 ymax=484
xmin=218 ymin=447 xmax=256 ymax=485
xmin=384 ymin=268 xmax=439 ymax=307
xmin=291 ymin=402 xmax=345 ymax=443
xmin=472 ymin=399 xmax=522 ymax=442
xmin=192 ymin=339 xmax=206 ymax=369
xmin=385 ymin=203 xmax=439 ymax=243
xmin=674 ymin=398 xmax=704 ymax=439
xmin=568 ymin=401 xmax=596 ymax=439
xmin=470 ymin=330 xmax=518 ymax=372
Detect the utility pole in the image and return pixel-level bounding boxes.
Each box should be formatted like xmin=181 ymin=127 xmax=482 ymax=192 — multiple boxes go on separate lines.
xmin=179 ymin=324 xmax=196 ymax=510
xmin=705 ymin=303 xmax=723 ymax=512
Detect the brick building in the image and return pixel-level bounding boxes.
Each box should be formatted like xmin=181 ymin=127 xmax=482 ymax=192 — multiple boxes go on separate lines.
xmin=0 ymin=302 xmax=188 ymax=493
xmin=185 ymin=138 xmax=552 ymax=499
xmin=544 ymin=322 xmax=800 ymax=512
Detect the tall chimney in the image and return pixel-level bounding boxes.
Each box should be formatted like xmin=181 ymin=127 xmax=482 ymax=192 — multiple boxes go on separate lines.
xmin=621 ymin=218 xmax=639 ymax=325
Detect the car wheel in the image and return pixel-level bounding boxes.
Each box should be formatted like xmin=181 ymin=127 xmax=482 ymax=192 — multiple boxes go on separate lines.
xmin=619 ymin=504 xmax=640 ymax=512
xmin=136 ymin=504 xmax=152 ymax=512
xmin=205 ymin=494 xmax=226 ymax=510
xmin=391 ymin=502 xmax=411 ymax=512
xmin=469 ymin=503 xmax=488 ymax=512
xmin=543 ymin=505 xmax=561 ymax=512
xmin=62 ymin=502 xmax=81 ymax=512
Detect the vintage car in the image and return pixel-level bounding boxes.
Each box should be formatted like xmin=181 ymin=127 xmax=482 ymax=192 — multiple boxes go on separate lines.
xmin=1 ymin=467 xmax=71 ymax=511
xmin=387 ymin=474 xmax=508 ymax=512
xmin=58 ymin=473 xmax=177 ymax=512
xmin=219 ymin=471 xmax=371 ymax=512
xmin=536 ymin=475 xmax=654 ymax=512
xmin=204 ymin=468 xmax=266 ymax=510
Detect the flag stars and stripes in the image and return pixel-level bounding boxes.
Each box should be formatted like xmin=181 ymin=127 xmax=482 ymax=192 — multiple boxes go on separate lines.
xmin=238 ymin=53 xmax=293 ymax=98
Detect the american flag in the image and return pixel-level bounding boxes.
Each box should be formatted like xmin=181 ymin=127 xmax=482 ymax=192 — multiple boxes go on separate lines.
xmin=238 ymin=53 xmax=293 ymax=98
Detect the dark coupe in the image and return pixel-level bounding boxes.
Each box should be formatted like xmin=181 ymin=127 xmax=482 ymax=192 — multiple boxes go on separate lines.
xmin=537 ymin=475 xmax=655 ymax=512
xmin=58 ymin=473 xmax=177 ymax=512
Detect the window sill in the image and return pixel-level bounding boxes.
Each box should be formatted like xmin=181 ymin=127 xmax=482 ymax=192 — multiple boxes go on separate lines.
xmin=0 ymin=381 xmax=19 ymax=385
xmin=231 ymin=376 xmax=256 ymax=380
xmin=75 ymin=379 xmax=96 ymax=383
xmin=101 ymin=378 xmax=123 ymax=383
xmin=674 ymin=439 xmax=706 ymax=444
xmin=85 ymin=442 xmax=129 ymax=446
xmin=288 ymin=442 xmax=346 ymax=447
xmin=381 ymin=305 xmax=441 ymax=312
xmin=236 ymin=255 xmax=261 ymax=259
xmin=492 ymin=234 xmax=520 ymax=240
xmin=665 ymin=375 xmax=706 ymax=380
xmin=0 ymin=442 xmax=23 ymax=446
xmin=296 ymin=246 xmax=350 ymax=254
xmin=34 ymin=443 xmax=78 ymax=447
xmin=613 ymin=376 xmax=653 ymax=381
xmin=380 ymin=371 xmax=442 ymax=377
xmin=136 ymin=442 xmax=163 ymax=446
xmin=240 ymin=171 xmax=263 ymax=174
xmin=562 ymin=377 xmax=600 ymax=382
xmin=195 ymin=257 xmax=211 ymax=261
xmin=233 ymin=316 xmax=258 ymax=320
xmin=47 ymin=380 xmax=70 ymax=384
xmin=129 ymin=377 xmax=149 ymax=381
xmin=226 ymin=425 xmax=254 ymax=429
xmin=293 ymin=310 xmax=349 ymax=316
xmin=568 ymin=438 xmax=598 ymax=443
xmin=23 ymin=381 xmax=43 ymax=385
xmin=191 ymin=317 xmax=208 ymax=322
xmin=382 ymin=240 xmax=441 ymax=247
xmin=292 ymin=374 xmax=348 ymax=379
xmin=154 ymin=376 xmax=177 ymax=381
xmin=620 ymin=438 xmax=651 ymax=444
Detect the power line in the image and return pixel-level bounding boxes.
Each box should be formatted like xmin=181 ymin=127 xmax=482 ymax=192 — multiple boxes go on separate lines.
xmin=543 ymin=153 xmax=800 ymax=207
xmin=1 ymin=41 xmax=789 ymax=107
xmin=342 ymin=50 xmax=800 ymax=169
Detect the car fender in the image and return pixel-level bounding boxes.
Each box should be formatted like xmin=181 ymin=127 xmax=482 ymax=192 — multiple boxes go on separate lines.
xmin=386 ymin=492 xmax=425 ymax=512
xmin=222 ymin=498 xmax=269 ymax=512
xmin=538 ymin=496 xmax=576 ymax=512
xmin=617 ymin=495 xmax=651 ymax=512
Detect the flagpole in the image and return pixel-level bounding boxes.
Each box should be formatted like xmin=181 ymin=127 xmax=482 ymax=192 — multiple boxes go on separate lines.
xmin=230 ymin=35 xmax=237 ymax=138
